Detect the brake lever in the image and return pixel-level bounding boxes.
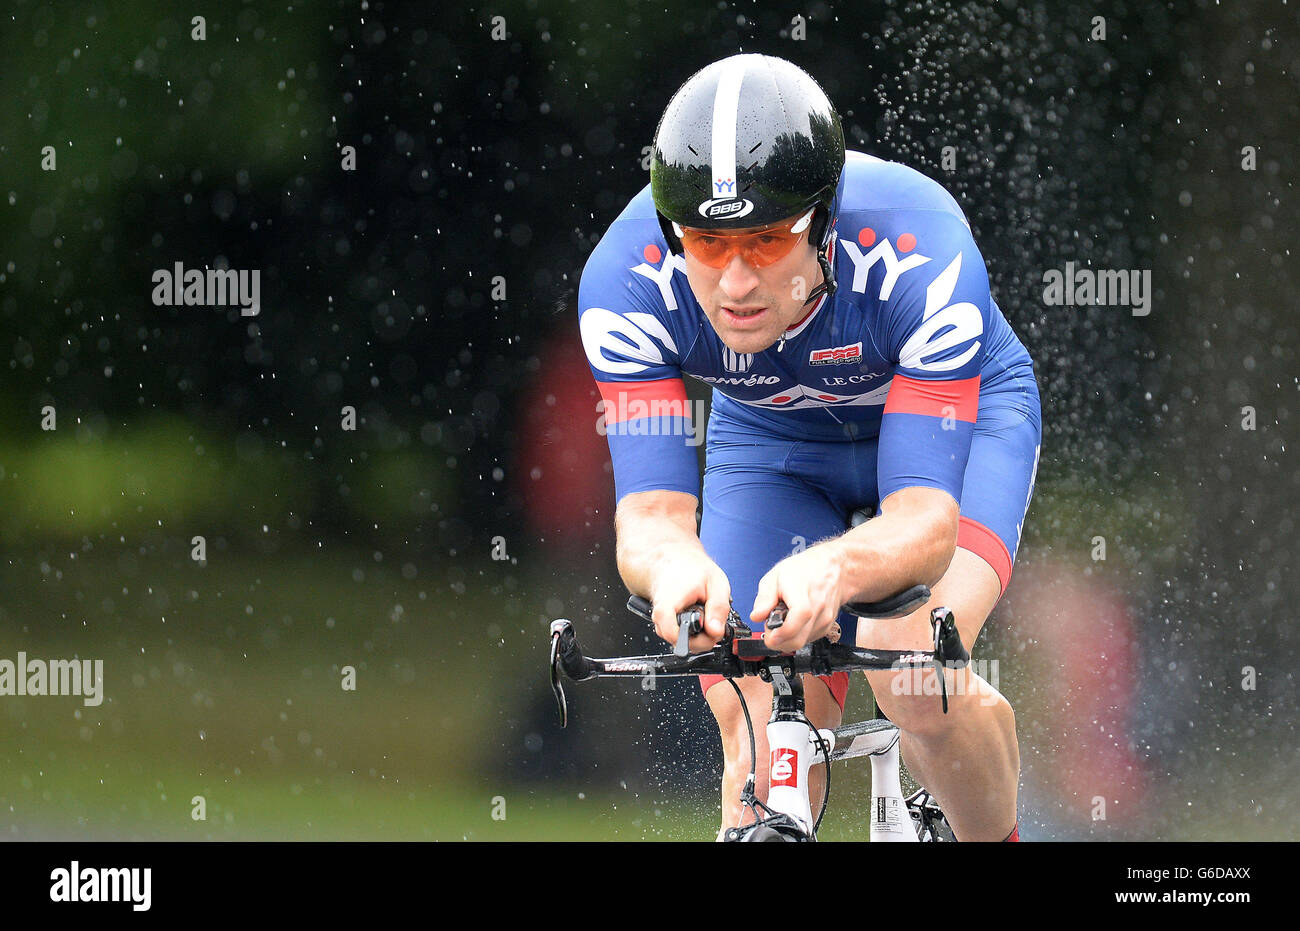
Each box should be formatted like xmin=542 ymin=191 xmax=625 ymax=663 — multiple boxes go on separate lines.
xmin=549 ymin=623 xmax=568 ymax=728
xmin=928 ymin=607 xmax=967 ymax=714
xmin=758 ymin=602 xmax=840 ymax=645
xmin=674 ymin=604 xmax=704 ymax=657
xmin=628 ymin=595 xmax=736 ymax=657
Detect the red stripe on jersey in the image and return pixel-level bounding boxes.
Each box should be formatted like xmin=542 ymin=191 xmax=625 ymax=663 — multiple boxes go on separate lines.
xmin=957 ymin=516 xmax=1013 ymax=594
xmin=596 ymin=378 xmax=690 ymax=424
xmin=883 ymin=374 xmax=980 ymax=422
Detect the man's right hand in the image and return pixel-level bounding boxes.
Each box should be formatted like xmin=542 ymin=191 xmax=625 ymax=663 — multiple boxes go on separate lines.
xmin=648 ymin=552 xmax=733 ymax=653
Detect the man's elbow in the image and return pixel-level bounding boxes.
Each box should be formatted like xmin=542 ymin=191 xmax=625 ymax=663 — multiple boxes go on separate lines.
xmin=883 ymin=486 xmax=960 ymax=587
xmin=921 ymin=535 xmax=958 ymax=588
xmin=920 ymin=502 xmax=960 ymax=586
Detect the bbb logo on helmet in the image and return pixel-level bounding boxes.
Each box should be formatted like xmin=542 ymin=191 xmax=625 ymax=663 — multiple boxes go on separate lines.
xmin=698 ymin=197 xmax=754 ymax=220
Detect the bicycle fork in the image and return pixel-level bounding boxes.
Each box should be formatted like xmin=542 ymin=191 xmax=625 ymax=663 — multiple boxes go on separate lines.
xmin=766 ymin=719 xmax=829 ymax=834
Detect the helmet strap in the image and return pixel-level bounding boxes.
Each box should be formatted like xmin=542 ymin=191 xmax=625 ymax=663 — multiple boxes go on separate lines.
xmin=802 ymin=230 xmax=837 ymax=306
xmin=808 ymin=205 xmax=830 ymax=250
xmin=657 ymin=213 xmax=683 ymax=254
xmin=800 ymin=206 xmax=836 ymax=305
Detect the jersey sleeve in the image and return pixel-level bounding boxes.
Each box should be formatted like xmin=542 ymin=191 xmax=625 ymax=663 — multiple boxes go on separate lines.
xmin=876 ymin=212 xmax=991 ymax=507
xmin=577 ymin=227 xmax=701 ymax=502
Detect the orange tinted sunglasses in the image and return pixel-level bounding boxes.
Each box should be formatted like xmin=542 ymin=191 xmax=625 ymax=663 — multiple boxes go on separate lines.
xmin=675 ymin=208 xmax=815 ymax=268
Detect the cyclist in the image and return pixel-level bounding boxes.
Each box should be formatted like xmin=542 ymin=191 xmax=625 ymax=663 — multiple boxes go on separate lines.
xmin=578 ymin=53 xmax=1039 ymax=842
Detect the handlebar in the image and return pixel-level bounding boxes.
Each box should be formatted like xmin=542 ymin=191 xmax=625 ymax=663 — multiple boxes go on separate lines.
xmin=548 ymin=588 xmax=971 ymax=727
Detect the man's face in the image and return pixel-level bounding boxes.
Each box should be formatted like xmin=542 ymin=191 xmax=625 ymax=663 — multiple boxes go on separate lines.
xmin=680 ymin=213 xmax=824 ymax=355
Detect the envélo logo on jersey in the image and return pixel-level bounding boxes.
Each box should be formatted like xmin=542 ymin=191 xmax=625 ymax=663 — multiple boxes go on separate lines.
xmin=580 ymin=308 xmax=679 ymax=376
xmin=695 ymin=373 xmax=781 ymax=387
xmin=897 ymin=251 xmax=983 ymax=373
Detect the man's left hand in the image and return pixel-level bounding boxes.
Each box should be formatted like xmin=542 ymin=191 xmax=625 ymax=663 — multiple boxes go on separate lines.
xmin=751 ymin=543 xmax=845 ymax=651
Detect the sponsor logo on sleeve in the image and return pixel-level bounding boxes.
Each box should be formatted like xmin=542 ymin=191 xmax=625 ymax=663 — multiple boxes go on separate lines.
xmin=840 ymin=231 xmax=931 ymax=301
xmin=631 ymin=247 xmax=688 ymax=311
xmin=897 ymin=253 xmax=984 ymax=373
xmin=580 ymin=308 xmax=679 ymax=375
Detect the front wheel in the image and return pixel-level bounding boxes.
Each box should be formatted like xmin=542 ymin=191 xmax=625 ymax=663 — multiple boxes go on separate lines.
xmin=723 ymin=813 xmax=812 ymax=842
xmin=741 ymin=825 xmax=798 ymax=842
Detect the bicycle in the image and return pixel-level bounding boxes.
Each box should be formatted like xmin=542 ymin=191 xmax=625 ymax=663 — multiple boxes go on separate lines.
xmin=548 ymin=583 xmax=969 ymax=842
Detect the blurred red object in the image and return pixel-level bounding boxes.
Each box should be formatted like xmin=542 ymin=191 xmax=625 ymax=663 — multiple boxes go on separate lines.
xmin=513 ymin=330 xmax=616 ymax=551
xmin=1002 ymin=558 xmax=1150 ymax=826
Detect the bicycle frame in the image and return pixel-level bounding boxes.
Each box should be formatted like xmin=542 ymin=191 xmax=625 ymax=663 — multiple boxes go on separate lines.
xmin=718 ymin=656 xmax=921 ymax=841
xmin=549 ymin=588 xmax=969 ymax=841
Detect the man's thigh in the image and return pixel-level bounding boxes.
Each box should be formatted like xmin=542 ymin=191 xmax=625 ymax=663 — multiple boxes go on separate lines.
xmin=855 ymin=546 xmax=1002 ymax=654
xmin=858 ymin=547 xmax=1003 ymax=734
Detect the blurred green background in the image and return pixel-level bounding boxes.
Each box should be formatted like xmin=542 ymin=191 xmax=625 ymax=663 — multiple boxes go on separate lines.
xmin=1 ymin=1 xmax=1295 ymax=839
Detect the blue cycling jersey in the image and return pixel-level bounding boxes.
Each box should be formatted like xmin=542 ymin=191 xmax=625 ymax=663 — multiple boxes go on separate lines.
xmin=578 ymin=150 xmax=1039 ymax=506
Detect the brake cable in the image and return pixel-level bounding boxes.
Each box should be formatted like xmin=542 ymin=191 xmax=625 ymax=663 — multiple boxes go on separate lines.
xmin=725 ymin=679 xmax=767 ymax=826
xmin=725 ymin=679 xmax=793 ymax=829
xmin=798 ymin=705 xmax=832 ymax=836
xmin=725 ymin=670 xmax=832 ymax=838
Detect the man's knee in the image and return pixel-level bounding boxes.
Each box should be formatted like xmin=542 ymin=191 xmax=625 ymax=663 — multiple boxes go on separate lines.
xmin=872 ymin=668 xmax=1014 ymax=738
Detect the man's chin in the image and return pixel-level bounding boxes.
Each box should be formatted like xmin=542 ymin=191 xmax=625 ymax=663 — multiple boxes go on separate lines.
xmin=720 ymin=333 xmax=777 ymax=354
xmin=713 ymin=322 xmax=782 ymax=353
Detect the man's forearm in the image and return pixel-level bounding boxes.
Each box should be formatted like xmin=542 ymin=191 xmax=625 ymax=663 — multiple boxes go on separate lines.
xmin=613 ymin=491 xmax=705 ymax=597
xmin=823 ymin=492 xmax=958 ymax=603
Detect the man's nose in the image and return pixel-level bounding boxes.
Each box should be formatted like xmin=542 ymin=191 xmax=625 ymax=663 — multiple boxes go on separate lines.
xmin=718 ymin=253 xmax=759 ymax=299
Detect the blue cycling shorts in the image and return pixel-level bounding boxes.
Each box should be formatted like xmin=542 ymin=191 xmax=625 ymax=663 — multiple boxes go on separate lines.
xmin=697 ymin=388 xmax=1041 ymax=709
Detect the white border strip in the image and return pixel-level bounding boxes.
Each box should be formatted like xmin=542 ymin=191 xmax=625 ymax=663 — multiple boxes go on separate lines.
xmin=710 ymin=60 xmax=746 ymax=196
